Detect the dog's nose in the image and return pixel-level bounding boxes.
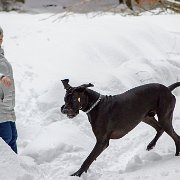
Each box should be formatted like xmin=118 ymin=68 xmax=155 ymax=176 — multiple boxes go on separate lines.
xmin=61 ymin=105 xmax=67 ymax=114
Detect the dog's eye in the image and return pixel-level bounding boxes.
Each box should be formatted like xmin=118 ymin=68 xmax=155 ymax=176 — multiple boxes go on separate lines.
xmin=72 ymin=97 xmax=77 ymax=102
xmin=72 ymin=98 xmax=80 ymax=103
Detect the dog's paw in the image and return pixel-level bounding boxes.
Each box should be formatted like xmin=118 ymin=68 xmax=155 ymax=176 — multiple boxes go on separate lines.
xmin=146 ymin=143 xmax=155 ymax=151
xmin=71 ymin=169 xmax=83 ymax=177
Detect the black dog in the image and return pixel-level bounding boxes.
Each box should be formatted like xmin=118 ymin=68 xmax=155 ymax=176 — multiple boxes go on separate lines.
xmin=61 ymin=79 xmax=180 ymax=177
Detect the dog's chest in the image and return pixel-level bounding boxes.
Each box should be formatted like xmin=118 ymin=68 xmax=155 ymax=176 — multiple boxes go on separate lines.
xmin=110 ymin=130 xmax=127 ymax=139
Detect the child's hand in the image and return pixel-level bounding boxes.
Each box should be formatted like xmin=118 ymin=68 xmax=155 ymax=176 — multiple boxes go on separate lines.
xmin=0 ymin=76 xmax=12 ymax=87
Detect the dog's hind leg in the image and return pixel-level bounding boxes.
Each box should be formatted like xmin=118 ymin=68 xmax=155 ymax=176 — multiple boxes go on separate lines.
xmin=159 ymin=113 xmax=180 ymax=156
xmin=143 ymin=116 xmax=164 ymax=150
xmin=158 ymin=96 xmax=180 ymax=156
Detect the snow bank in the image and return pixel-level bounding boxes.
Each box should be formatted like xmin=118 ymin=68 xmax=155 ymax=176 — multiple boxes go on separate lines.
xmin=22 ymin=121 xmax=94 ymax=164
xmin=0 ymin=138 xmax=42 ymax=180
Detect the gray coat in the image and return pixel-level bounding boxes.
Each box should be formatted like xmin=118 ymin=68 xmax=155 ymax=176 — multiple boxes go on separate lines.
xmin=0 ymin=47 xmax=16 ymax=122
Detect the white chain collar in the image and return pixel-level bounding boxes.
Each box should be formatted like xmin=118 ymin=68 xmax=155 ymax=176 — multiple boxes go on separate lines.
xmin=85 ymin=94 xmax=102 ymax=114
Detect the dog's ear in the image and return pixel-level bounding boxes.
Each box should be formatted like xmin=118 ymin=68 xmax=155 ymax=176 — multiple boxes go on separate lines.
xmin=82 ymin=83 xmax=94 ymax=88
xmin=61 ymin=79 xmax=72 ymax=90
xmin=76 ymin=83 xmax=94 ymax=92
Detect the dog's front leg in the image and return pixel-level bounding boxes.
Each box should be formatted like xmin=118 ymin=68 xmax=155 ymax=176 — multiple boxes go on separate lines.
xmin=71 ymin=139 xmax=109 ymax=177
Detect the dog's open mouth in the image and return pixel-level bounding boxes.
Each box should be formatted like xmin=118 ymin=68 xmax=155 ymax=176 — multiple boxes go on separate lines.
xmin=67 ymin=114 xmax=77 ymax=119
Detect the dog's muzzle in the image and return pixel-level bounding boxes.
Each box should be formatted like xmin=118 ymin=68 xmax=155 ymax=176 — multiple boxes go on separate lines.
xmin=61 ymin=105 xmax=78 ymax=118
xmin=61 ymin=105 xmax=67 ymax=114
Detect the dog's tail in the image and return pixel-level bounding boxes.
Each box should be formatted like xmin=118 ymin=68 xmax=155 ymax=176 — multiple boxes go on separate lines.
xmin=168 ymin=82 xmax=180 ymax=91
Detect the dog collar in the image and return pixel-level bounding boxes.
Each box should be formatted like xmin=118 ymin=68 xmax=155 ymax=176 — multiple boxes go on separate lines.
xmin=85 ymin=94 xmax=102 ymax=114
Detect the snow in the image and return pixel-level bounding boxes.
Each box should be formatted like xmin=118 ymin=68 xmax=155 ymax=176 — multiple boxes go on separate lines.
xmin=0 ymin=1 xmax=180 ymax=179
xmin=0 ymin=138 xmax=43 ymax=180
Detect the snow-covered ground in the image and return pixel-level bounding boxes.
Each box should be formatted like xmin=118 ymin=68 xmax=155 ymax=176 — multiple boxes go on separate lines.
xmin=0 ymin=2 xmax=180 ymax=180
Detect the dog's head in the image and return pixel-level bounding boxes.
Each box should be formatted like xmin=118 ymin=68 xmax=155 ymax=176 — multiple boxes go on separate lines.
xmin=61 ymin=79 xmax=94 ymax=118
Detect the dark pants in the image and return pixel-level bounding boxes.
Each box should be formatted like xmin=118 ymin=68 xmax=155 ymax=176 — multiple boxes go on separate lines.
xmin=0 ymin=121 xmax=18 ymax=153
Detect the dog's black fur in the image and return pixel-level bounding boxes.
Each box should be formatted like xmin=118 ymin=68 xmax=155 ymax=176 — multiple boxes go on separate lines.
xmin=61 ymin=79 xmax=180 ymax=177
